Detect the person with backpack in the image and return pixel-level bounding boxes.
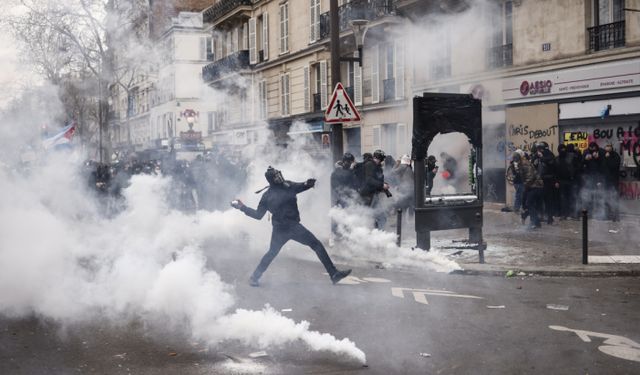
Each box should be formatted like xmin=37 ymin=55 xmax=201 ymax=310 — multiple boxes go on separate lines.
xmin=231 ymin=166 xmax=351 ymax=287
xmin=353 ymin=150 xmax=392 ymax=229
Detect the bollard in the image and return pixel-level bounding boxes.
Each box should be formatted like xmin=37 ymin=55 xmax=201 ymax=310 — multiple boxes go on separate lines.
xmin=396 ymin=208 xmax=402 ymax=247
xmin=582 ymin=209 xmax=588 ymax=265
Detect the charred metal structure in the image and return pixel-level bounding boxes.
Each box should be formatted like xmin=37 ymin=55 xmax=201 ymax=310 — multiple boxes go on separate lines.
xmin=412 ymin=93 xmax=485 ymax=263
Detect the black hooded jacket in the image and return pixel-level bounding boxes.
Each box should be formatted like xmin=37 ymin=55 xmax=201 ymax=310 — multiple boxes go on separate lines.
xmin=240 ymin=181 xmax=312 ymax=226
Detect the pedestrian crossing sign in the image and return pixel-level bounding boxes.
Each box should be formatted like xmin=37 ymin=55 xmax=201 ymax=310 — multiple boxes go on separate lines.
xmin=324 ymin=82 xmax=361 ymax=123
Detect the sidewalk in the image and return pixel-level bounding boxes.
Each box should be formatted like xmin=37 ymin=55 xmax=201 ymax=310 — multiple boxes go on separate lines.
xmin=396 ymin=203 xmax=640 ymax=277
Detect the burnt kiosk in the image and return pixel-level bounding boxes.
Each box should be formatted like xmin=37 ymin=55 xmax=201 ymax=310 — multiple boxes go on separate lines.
xmin=412 ymin=93 xmax=485 ymax=263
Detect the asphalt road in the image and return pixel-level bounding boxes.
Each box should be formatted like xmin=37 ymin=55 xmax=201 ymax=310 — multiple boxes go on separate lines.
xmin=1 ymin=252 xmax=639 ymax=374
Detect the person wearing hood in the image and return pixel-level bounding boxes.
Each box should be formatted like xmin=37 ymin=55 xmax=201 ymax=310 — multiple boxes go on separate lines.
xmin=602 ymin=143 xmax=621 ymax=221
xmin=232 ymin=166 xmax=351 ymax=287
xmin=532 ymin=141 xmax=557 ymax=224
xmin=391 ymin=154 xmax=414 ymax=215
xmin=506 ymin=150 xmax=525 ymax=213
xmin=582 ymin=142 xmax=605 ymax=215
xmin=555 ymin=144 xmax=578 ymax=220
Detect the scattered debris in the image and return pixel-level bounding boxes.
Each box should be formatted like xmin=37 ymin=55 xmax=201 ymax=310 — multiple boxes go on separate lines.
xmin=281 ymin=308 xmax=293 ymax=312
xmin=516 ymin=271 xmax=526 ymax=276
xmin=375 ymin=264 xmax=386 ymax=270
xmin=516 ymin=286 xmax=523 ymax=289
xmin=249 ymin=351 xmax=268 ymax=358
xmin=505 ymin=270 xmax=515 ymax=278
xmin=487 ymin=305 xmax=506 ymax=309
xmin=113 ymin=353 xmax=127 ymax=359
xmin=419 ymin=352 xmax=432 ymax=358
xmin=223 ymin=354 xmax=242 ymax=363
xmin=363 ymin=364 xmax=369 ymax=368
xmin=546 ymin=304 xmax=569 ymax=311
xmin=451 ymin=250 xmax=463 ymax=256
xmin=608 ymin=230 xmax=619 ymax=234
xmin=596 ymin=289 xmax=600 ymax=292
xmin=601 ymin=313 xmax=607 ymax=316
xmin=528 ymin=273 xmax=534 ymax=277
xmin=168 ymin=352 xmax=178 ymax=357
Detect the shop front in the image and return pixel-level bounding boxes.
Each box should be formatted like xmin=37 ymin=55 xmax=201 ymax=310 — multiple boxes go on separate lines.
xmin=502 ymin=58 xmax=640 ymax=214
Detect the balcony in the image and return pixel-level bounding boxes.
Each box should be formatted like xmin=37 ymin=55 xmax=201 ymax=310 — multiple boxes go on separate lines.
xmin=588 ymin=21 xmax=625 ymax=52
xmin=313 ymin=93 xmax=322 ymax=112
xmin=203 ymin=0 xmax=252 ymax=25
xmin=383 ymin=79 xmax=395 ymax=101
xmin=202 ymin=50 xmax=250 ymax=82
xmin=320 ymin=0 xmax=396 ymax=39
xmin=488 ymin=43 xmax=513 ymax=69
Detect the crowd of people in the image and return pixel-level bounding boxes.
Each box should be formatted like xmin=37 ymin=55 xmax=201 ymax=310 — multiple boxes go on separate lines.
xmin=506 ymin=141 xmax=621 ymax=229
xmin=84 ymin=151 xmax=247 ymax=215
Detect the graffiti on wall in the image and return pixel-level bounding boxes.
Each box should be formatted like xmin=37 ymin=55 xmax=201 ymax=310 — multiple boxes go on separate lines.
xmin=505 ymin=123 xmax=558 ymax=157
xmin=620 ymin=181 xmax=640 ymax=200
xmin=562 ymin=123 xmax=640 ymax=165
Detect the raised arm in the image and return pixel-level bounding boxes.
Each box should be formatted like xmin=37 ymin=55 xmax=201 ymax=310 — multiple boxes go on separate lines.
xmin=290 ymin=179 xmax=316 ymax=194
xmin=232 ymin=196 xmax=268 ymax=220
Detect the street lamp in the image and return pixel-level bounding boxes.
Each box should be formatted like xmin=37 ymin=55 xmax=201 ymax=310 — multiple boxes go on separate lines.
xmin=329 ymin=0 xmax=369 ymax=162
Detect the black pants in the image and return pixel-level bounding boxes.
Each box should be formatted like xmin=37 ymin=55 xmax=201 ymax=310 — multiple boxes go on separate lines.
xmin=558 ymin=181 xmax=572 ymax=218
xmin=542 ymin=179 xmax=556 ymax=221
xmin=251 ymin=222 xmax=337 ymax=281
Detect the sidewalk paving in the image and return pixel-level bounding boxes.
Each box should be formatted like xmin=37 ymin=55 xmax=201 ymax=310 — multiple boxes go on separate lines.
xmin=394 ymin=202 xmax=640 ymax=277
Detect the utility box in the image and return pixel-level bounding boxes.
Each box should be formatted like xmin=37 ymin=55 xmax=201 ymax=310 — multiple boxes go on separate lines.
xmin=412 ymin=93 xmax=485 ymax=263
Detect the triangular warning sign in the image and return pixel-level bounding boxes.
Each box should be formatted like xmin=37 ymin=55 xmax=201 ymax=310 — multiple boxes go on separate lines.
xmin=324 ymin=82 xmax=361 ymax=123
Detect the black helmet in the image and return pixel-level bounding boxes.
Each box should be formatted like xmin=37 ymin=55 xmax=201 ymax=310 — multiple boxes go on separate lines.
xmin=342 ymin=152 xmax=355 ymax=163
xmin=427 ymin=155 xmax=436 ymax=163
xmin=265 ymin=166 xmax=285 ymax=185
xmin=536 ymin=141 xmax=549 ymax=150
xmin=373 ymin=149 xmax=386 ymax=161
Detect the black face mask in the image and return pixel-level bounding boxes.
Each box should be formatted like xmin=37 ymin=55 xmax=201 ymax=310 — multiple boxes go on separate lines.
xmin=265 ymin=167 xmax=285 ymax=185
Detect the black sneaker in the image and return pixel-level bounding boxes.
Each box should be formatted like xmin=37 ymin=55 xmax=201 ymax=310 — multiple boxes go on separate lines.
xmin=249 ymin=277 xmax=260 ymax=287
xmin=331 ymin=269 xmax=352 ymax=285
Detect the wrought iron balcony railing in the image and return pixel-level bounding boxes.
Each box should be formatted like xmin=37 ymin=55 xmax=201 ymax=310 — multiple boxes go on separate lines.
xmin=320 ymin=0 xmax=396 ymax=40
xmin=202 ymin=50 xmax=250 ymax=82
xmin=588 ymin=21 xmax=625 ymax=52
xmin=203 ymin=0 xmax=252 ymax=24
xmin=487 ymin=43 xmax=513 ymax=69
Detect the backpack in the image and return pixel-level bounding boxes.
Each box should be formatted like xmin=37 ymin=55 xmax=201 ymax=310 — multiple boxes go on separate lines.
xmin=352 ymin=161 xmax=366 ymax=191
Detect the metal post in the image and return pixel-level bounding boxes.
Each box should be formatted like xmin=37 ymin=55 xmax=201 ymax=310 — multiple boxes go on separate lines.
xmin=396 ymin=208 xmax=402 ymax=247
xmin=582 ymin=209 xmax=588 ymax=264
xmin=330 ymin=0 xmax=343 ymax=163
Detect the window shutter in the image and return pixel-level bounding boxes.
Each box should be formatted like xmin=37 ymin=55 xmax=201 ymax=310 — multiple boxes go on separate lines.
xmin=280 ymin=5 xmax=285 ymax=53
xmin=242 ymin=22 xmax=248 ymax=50
xmin=310 ymin=0 xmax=320 ymax=42
xmin=280 ymin=4 xmax=288 ymax=53
xmin=354 ymin=52 xmax=362 ymax=105
xmin=263 ymin=12 xmax=269 ymax=60
xmin=199 ymin=36 xmax=206 ymax=60
xmin=303 ymin=66 xmax=310 ymax=112
xmin=233 ymin=27 xmax=239 ymax=53
xmin=320 ymin=60 xmax=328 ymax=109
xmin=261 ymin=80 xmax=268 ymax=119
xmin=371 ymin=45 xmax=380 ymax=104
xmin=395 ymin=41 xmax=405 ymax=99
xmin=215 ymin=35 xmax=222 ymax=60
xmin=249 ymin=17 xmax=257 ymax=64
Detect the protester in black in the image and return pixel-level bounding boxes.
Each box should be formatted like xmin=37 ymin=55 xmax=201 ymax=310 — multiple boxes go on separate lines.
xmin=425 ymin=155 xmax=438 ymax=196
xmin=331 ymin=152 xmax=358 ymax=208
xmin=232 ymin=167 xmax=351 ymax=287
xmin=602 ymin=143 xmax=621 ymax=221
xmin=555 ymin=144 xmax=579 ymax=220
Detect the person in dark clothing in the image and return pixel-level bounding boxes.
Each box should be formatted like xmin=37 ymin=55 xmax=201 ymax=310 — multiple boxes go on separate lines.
xmin=331 ymin=152 xmax=358 ymax=208
xmin=520 ymin=156 xmax=544 ymax=228
xmin=425 ymin=155 xmax=438 ymax=196
xmin=532 ymin=142 xmax=557 ymax=224
xmin=359 ymin=150 xmax=391 ymax=229
xmin=359 ymin=150 xmax=390 ymax=206
xmin=566 ymin=144 xmax=583 ymax=218
xmin=582 ymin=142 xmax=605 ymax=216
xmin=602 ymin=143 xmax=621 ymax=221
xmin=555 ymin=144 xmax=579 ymax=220
xmin=506 ymin=150 xmax=524 ymax=213
xmin=232 ymin=166 xmax=351 ymax=287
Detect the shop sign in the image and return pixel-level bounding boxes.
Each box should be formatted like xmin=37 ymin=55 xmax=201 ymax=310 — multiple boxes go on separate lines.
xmin=503 ymin=60 xmax=640 ymax=101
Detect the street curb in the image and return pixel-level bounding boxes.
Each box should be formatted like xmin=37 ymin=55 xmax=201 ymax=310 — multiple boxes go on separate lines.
xmin=452 ymin=265 xmax=640 ymax=278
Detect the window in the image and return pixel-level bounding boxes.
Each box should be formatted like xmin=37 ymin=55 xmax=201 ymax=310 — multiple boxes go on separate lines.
xmin=488 ymin=1 xmax=513 ymax=68
xmin=280 ymin=3 xmax=289 ymax=54
xmin=258 ymin=80 xmax=268 ymax=119
xmin=249 ymin=18 xmax=257 ymax=64
xmin=372 ymin=126 xmax=381 ymax=149
xmin=280 ymin=74 xmax=290 ymax=116
xmin=593 ymin=0 xmax=624 ymax=25
xmin=310 ymin=0 xmax=320 ymax=42
xmin=262 ymin=12 xmax=269 ymax=60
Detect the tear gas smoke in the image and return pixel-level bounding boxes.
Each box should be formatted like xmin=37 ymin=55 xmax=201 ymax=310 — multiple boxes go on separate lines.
xmin=0 ymin=151 xmax=366 ymax=364
xmin=330 ymin=205 xmax=461 ymax=273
